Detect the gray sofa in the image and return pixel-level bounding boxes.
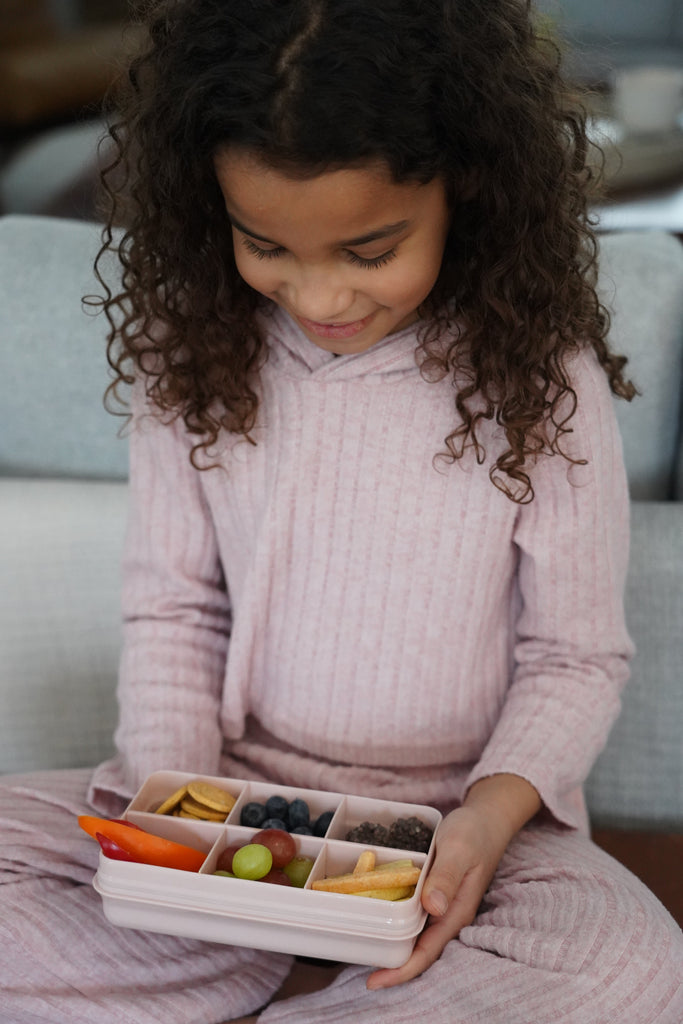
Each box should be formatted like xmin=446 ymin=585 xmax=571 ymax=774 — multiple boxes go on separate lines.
xmin=1 ymin=214 xmax=682 ymax=921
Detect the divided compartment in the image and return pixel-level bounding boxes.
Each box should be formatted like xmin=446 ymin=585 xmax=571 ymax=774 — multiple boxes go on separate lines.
xmin=123 ymin=809 xmax=224 ymax=862
xmin=230 ymin=779 xmax=343 ymax=836
xmin=127 ymin=771 xmax=345 ymax=838
xmin=127 ymin=770 xmax=245 ymax=824
xmin=326 ymin=792 xmax=442 ymax=854
xmin=306 ymin=838 xmax=429 ymax=905
xmin=93 ymin=770 xmax=443 ymax=967
xmin=199 ymin=823 xmax=324 ymax=884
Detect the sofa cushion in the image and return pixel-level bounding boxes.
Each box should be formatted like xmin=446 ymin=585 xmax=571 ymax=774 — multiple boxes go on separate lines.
xmin=585 ymin=501 xmax=683 ymax=830
xmin=0 ymin=478 xmax=125 ymax=773
xmin=597 ymin=231 xmax=683 ymax=500
xmin=0 ymin=118 xmax=106 ymax=216
xmin=0 ymin=214 xmax=128 ymax=479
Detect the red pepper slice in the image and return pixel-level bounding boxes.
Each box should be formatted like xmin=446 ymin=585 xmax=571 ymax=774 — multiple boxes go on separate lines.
xmin=79 ymin=816 xmax=206 ymax=872
xmin=95 ymin=832 xmax=141 ymax=862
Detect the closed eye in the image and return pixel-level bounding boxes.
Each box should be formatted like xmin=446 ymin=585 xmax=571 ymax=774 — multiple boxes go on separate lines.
xmin=241 ymin=235 xmax=398 ymax=270
xmin=241 ymin=237 xmax=285 ymax=260
xmin=345 ymin=248 xmax=397 ymax=269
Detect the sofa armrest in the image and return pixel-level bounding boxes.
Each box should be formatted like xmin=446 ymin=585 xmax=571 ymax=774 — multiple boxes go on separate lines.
xmin=0 ymin=478 xmax=126 ymax=773
xmin=586 ymin=500 xmax=683 ymax=830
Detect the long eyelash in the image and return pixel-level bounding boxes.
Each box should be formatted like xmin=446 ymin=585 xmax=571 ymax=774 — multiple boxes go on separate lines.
xmin=240 ymin=235 xmax=398 ymax=269
xmin=241 ymin=237 xmax=284 ymax=260
xmin=345 ymin=249 xmax=398 ymax=269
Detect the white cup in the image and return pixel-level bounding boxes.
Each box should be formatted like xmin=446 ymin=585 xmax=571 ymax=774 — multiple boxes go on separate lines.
xmin=613 ymin=66 xmax=683 ymax=135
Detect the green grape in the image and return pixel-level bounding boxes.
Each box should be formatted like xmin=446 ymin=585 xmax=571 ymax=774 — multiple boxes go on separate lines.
xmin=232 ymin=843 xmax=273 ymax=880
xmin=282 ymin=855 xmax=315 ymax=888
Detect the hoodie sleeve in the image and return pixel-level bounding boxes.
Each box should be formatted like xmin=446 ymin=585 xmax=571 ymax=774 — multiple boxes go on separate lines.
xmin=465 ymin=348 xmax=635 ymax=830
xmin=108 ymin=382 xmax=231 ymax=798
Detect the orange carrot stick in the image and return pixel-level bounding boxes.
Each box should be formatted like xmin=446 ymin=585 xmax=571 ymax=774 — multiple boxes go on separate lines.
xmin=78 ymin=816 xmax=206 ymax=872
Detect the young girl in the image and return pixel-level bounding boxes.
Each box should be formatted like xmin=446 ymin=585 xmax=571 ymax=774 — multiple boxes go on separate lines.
xmin=1 ymin=1 xmax=682 ymax=1021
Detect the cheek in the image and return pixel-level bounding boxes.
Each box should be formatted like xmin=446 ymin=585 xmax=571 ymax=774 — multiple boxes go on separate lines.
xmin=233 ymin=252 xmax=278 ymax=296
xmin=380 ymin=259 xmax=441 ymax=310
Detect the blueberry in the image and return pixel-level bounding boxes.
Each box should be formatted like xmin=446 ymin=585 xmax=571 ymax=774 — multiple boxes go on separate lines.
xmin=265 ymin=795 xmax=290 ymax=825
xmin=260 ymin=817 xmax=289 ymax=831
xmin=312 ymin=810 xmax=334 ymax=836
xmin=240 ymin=801 xmax=268 ymax=828
xmin=291 ymin=825 xmax=313 ymax=835
xmin=288 ymin=799 xmax=310 ymax=830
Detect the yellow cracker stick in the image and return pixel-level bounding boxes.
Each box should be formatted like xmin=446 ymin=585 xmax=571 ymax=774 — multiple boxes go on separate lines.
xmin=357 ymin=885 xmax=416 ymax=901
xmin=312 ymin=865 xmax=420 ymax=894
xmin=376 ymin=859 xmax=413 ymax=871
xmin=353 ymin=850 xmax=376 ymax=875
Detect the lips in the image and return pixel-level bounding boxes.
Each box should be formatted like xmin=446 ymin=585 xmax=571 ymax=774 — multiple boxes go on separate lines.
xmin=296 ymin=312 xmax=376 ymax=340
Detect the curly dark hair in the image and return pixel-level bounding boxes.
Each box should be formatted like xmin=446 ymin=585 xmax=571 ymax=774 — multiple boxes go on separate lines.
xmin=97 ymin=0 xmax=634 ymax=502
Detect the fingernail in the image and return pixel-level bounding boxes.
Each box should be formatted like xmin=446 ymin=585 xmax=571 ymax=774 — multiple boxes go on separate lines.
xmin=428 ymin=889 xmax=449 ymax=916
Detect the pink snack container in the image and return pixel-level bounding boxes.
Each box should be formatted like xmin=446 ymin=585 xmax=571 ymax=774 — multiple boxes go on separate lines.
xmin=91 ymin=770 xmax=442 ymax=968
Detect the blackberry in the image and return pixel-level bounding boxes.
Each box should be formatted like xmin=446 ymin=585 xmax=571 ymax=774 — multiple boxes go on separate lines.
xmin=387 ymin=816 xmax=434 ymax=852
xmin=345 ymin=821 xmax=391 ymax=846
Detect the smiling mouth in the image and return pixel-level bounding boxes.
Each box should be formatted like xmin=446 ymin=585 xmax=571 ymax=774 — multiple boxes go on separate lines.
xmin=296 ymin=312 xmax=376 ymax=340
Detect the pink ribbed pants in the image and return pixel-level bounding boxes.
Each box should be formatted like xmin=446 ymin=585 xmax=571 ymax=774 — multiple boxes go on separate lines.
xmin=1 ymin=768 xmax=681 ymax=1023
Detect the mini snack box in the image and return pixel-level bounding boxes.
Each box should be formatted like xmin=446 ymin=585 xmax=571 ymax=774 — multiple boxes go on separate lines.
xmin=90 ymin=770 xmax=442 ymax=967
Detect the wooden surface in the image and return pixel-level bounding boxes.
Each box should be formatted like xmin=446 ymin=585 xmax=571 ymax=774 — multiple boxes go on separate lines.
xmin=592 ymin=828 xmax=683 ymax=928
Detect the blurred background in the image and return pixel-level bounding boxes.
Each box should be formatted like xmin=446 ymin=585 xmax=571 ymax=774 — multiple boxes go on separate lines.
xmin=0 ymin=0 xmax=682 ymax=224
xmin=0 ymin=0 xmax=135 ymax=221
xmin=536 ymin=0 xmax=683 ymax=79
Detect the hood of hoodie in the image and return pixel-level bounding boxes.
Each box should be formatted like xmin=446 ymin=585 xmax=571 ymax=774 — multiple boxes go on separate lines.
xmin=257 ymin=302 xmax=434 ymax=384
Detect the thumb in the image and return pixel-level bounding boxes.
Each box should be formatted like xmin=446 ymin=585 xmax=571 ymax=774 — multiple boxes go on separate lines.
xmin=421 ymin=851 xmax=466 ymax=918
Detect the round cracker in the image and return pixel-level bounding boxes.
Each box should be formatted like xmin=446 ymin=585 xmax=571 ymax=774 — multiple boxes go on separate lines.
xmin=186 ymin=781 xmax=236 ymax=813
xmin=154 ymin=784 xmax=189 ymax=815
xmin=179 ymin=796 xmax=227 ymax=821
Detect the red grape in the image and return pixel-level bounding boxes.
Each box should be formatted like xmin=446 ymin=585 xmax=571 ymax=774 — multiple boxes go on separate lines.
xmin=215 ymin=842 xmax=244 ymax=873
xmin=260 ymin=868 xmax=292 ymax=886
xmin=252 ymin=829 xmax=297 ymax=868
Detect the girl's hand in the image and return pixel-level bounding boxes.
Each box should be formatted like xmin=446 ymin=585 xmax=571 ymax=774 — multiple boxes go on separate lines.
xmin=366 ymin=773 xmax=541 ymax=990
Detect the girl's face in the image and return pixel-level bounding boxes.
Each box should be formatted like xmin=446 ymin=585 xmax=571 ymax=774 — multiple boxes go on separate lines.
xmin=213 ymin=148 xmax=451 ymax=355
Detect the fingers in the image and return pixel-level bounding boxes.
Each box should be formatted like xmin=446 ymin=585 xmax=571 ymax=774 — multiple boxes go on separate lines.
xmin=365 ymin=806 xmax=505 ymax=990
xmin=366 ymin=871 xmax=483 ymax=990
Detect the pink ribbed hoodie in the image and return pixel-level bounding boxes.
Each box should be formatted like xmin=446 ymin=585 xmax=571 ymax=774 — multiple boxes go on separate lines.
xmin=90 ymin=306 xmax=633 ymax=831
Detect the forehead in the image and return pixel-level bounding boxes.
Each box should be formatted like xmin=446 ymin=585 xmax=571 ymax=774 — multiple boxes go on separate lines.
xmin=213 ymin=148 xmax=442 ymax=243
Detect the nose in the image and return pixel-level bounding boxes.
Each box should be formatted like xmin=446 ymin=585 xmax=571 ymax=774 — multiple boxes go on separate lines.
xmin=286 ymin=264 xmax=355 ymax=323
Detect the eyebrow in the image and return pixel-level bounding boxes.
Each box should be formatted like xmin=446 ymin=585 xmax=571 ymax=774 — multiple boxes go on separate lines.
xmin=227 ymin=213 xmax=410 ymax=248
